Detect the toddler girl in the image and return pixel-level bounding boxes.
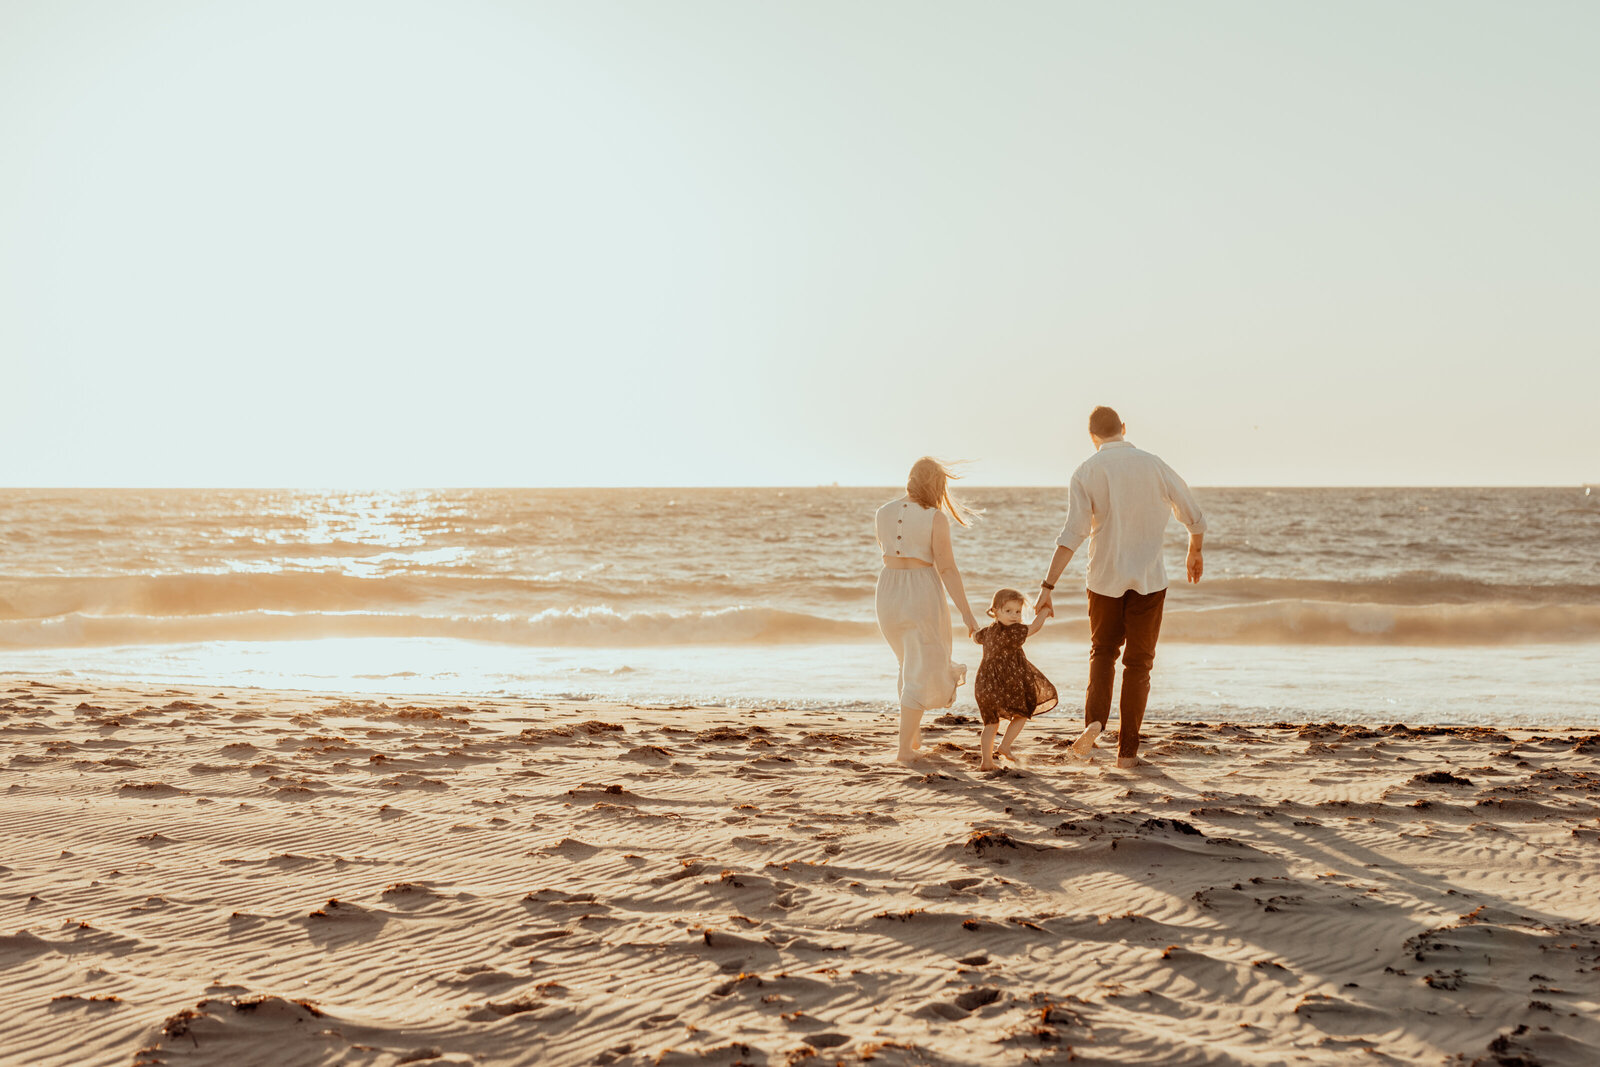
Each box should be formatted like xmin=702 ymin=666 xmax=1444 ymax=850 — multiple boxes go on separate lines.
xmin=972 ymin=588 xmax=1058 ymax=770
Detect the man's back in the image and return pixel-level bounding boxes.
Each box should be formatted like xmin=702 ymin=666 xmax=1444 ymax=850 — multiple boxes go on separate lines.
xmin=1057 ymin=440 xmax=1206 ymax=597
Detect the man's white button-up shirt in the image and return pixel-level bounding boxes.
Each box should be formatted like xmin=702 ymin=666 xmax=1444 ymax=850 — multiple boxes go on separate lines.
xmin=1056 ymin=440 xmax=1207 ymax=597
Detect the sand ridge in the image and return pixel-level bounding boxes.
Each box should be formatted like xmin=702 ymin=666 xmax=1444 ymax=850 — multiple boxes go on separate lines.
xmin=2 ymin=676 xmax=1599 ymax=1066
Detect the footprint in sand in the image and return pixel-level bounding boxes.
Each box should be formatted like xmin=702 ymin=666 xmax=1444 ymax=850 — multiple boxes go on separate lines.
xmin=533 ymin=837 xmax=601 ymax=861
xmin=117 ymin=782 xmax=187 ymax=797
xmin=305 ymin=899 xmax=384 ymax=924
xmin=919 ymin=986 xmax=1002 ymax=1019
xmin=380 ymin=882 xmax=443 ymax=906
xmin=696 ymin=928 xmax=782 ymax=972
xmin=438 ymin=965 xmax=524 ymax=991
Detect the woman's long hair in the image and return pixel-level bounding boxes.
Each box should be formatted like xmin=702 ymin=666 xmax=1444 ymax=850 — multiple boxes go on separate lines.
xmin=906 ymin=457 xmax=977 ymax=527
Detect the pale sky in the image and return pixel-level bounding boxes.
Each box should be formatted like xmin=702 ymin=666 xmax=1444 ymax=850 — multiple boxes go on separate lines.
xmin=3 ymin=1 xmax=1596 ymax=487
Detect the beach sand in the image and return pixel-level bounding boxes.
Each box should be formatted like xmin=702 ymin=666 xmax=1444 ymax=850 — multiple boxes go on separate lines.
xmin=2 ymin=676 xmax=1598 ymax=1066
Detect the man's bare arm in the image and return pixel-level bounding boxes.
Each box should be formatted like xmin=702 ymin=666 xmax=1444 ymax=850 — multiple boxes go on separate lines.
xmin=1035 ymin=544 xmax=1074 ymax=618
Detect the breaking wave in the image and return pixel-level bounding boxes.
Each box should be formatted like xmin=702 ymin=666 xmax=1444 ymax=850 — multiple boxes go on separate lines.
xmin=0 ymin=606 xmax=874 ymax=649
xmin=5 ymin=600 xmax=1600 ymax=650
xmin=5 ymin=571 xmax=1599 ymax=627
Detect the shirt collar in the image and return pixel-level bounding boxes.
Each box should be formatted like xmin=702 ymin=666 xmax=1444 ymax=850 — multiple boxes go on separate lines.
xmin=1097 ymin=439 xmax=1132 ymax=450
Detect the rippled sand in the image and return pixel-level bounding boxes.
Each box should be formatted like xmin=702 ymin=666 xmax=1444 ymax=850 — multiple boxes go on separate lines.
xmin=3 ymin=676 xmax=1598 ymax=1066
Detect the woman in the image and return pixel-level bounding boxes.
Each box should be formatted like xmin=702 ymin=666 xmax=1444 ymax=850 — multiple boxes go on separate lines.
xmin=874 ymin=457 xmax=980 ymax=762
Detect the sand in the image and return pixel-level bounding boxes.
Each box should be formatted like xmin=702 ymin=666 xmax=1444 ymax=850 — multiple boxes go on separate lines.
xmin=2 ymin=675 xmax=1598 ymax=1066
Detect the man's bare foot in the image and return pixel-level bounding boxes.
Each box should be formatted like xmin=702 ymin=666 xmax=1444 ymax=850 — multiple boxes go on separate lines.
xmin=1069 ymin=722 xmax=1103 ymax=760
xmin=1115 ymin=755 xmax=1142 ymax=770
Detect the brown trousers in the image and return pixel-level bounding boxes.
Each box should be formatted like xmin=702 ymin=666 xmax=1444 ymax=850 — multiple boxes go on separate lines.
xmin=1085 ymin=588 xmax=1166 ymax=758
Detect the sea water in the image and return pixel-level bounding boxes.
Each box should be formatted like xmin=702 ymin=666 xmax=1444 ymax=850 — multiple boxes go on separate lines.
xmin=2 ymin=488 xmax=1597 ymax=725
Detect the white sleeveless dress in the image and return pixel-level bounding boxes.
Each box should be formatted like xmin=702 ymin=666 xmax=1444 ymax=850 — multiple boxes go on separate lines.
xmin=873 ymin=497 xmax=967 ymax=712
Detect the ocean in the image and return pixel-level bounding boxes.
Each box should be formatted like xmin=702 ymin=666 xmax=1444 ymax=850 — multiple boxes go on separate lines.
xmin=2 ymin=487 xmax=1597 ymax=726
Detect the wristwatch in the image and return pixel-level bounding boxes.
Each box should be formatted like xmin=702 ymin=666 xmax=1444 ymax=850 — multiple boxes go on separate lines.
xmin=1040 ymin=580 xmax=1055 ymax=591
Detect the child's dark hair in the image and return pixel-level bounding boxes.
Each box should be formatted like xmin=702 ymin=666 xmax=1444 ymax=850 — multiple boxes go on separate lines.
xmin=986 ymin=587 xmax=1027 ymax=618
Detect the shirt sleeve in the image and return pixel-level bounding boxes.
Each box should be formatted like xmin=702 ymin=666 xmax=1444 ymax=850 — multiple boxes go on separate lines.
xmin=1158 ymin=460 xmax=1207 ymax=535
xmin=972 ymin=625 xmax=989 ymax=646
xmin=1056 ymin=468 xmax=1093 ymax=551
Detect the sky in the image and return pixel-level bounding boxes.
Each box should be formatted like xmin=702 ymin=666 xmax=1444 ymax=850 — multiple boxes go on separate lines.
xmin=2 ymin=1 xmax=1596 ymax=487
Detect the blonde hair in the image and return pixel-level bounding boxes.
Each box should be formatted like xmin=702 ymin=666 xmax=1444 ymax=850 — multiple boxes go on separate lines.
xmin=906 ymin=457 xmax=976 ymax=527
xmin=986 ymin=587 xmax=1026 ymax=618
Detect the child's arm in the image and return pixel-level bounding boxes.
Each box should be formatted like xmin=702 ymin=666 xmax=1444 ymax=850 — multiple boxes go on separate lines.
xmin=1027 ymin=613 xmax=1048 ymax=637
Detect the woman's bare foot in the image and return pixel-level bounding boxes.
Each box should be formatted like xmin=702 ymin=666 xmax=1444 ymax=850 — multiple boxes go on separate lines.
xmin=1069 ymin=722 xmax=1103 ymax=760
xmin=896 ymin=707 xmax=926 ymax=765
xmin=1115 ymin=755 xmax=1142 ymax=770
xmin=978 ymin=760 xmax=998 ymax=772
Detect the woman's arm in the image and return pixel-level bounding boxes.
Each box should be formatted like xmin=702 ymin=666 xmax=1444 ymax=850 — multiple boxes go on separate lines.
xmin=930 ymin=513 xmax=979 ymax=635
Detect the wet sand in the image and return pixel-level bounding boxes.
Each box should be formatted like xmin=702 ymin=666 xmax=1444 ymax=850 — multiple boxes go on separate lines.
xmin=2 ymin=676 xmax=1598 ymax=1066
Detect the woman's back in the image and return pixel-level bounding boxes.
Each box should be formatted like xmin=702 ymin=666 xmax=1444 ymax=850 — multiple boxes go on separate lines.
xmin=875 ymin=497 xmax=937 ymax=564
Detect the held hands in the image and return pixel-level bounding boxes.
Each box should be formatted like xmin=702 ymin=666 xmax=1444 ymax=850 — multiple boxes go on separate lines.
xmin=1034 ymin=588 xmax=1055 ymax=619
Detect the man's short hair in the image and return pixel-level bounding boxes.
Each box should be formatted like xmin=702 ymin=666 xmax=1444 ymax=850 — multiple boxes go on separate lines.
xmin=1088 ymin=406 xmax=1122 ymax=438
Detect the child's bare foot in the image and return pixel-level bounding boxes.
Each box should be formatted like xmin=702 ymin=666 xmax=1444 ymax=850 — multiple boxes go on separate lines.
xmin=1115 ymin=755 xmax=1142 ymax=770
xmin=1069 ymin=722 xmax=1103 ymax=761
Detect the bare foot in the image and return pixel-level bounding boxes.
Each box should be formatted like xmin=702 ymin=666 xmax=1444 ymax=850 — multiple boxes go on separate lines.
xmin=1069 ymin=722 xmax=1103 ymax=761
xmin=978 ymin=761 xmax=998 ymax=772
xmin=1115 ymin=756 xmax=1142 ymax=770
xmin=895 ymin=748 xmax=927 ymax=765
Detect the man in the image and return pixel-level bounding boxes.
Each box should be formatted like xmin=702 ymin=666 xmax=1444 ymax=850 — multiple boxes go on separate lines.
xmin=1035 ymin=406 xmax=1206 ymax=769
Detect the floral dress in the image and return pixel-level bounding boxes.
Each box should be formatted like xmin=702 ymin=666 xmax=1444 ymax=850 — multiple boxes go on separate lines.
xmin=972 ymin=623 xmax=1058 ymax=725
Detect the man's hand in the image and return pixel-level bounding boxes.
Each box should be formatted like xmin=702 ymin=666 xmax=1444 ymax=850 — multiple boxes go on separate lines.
xmin=1035 ymin=588 xmax=1055 ymax=618
xmin=1186 ymin=549 xmax=1204 ymax=584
